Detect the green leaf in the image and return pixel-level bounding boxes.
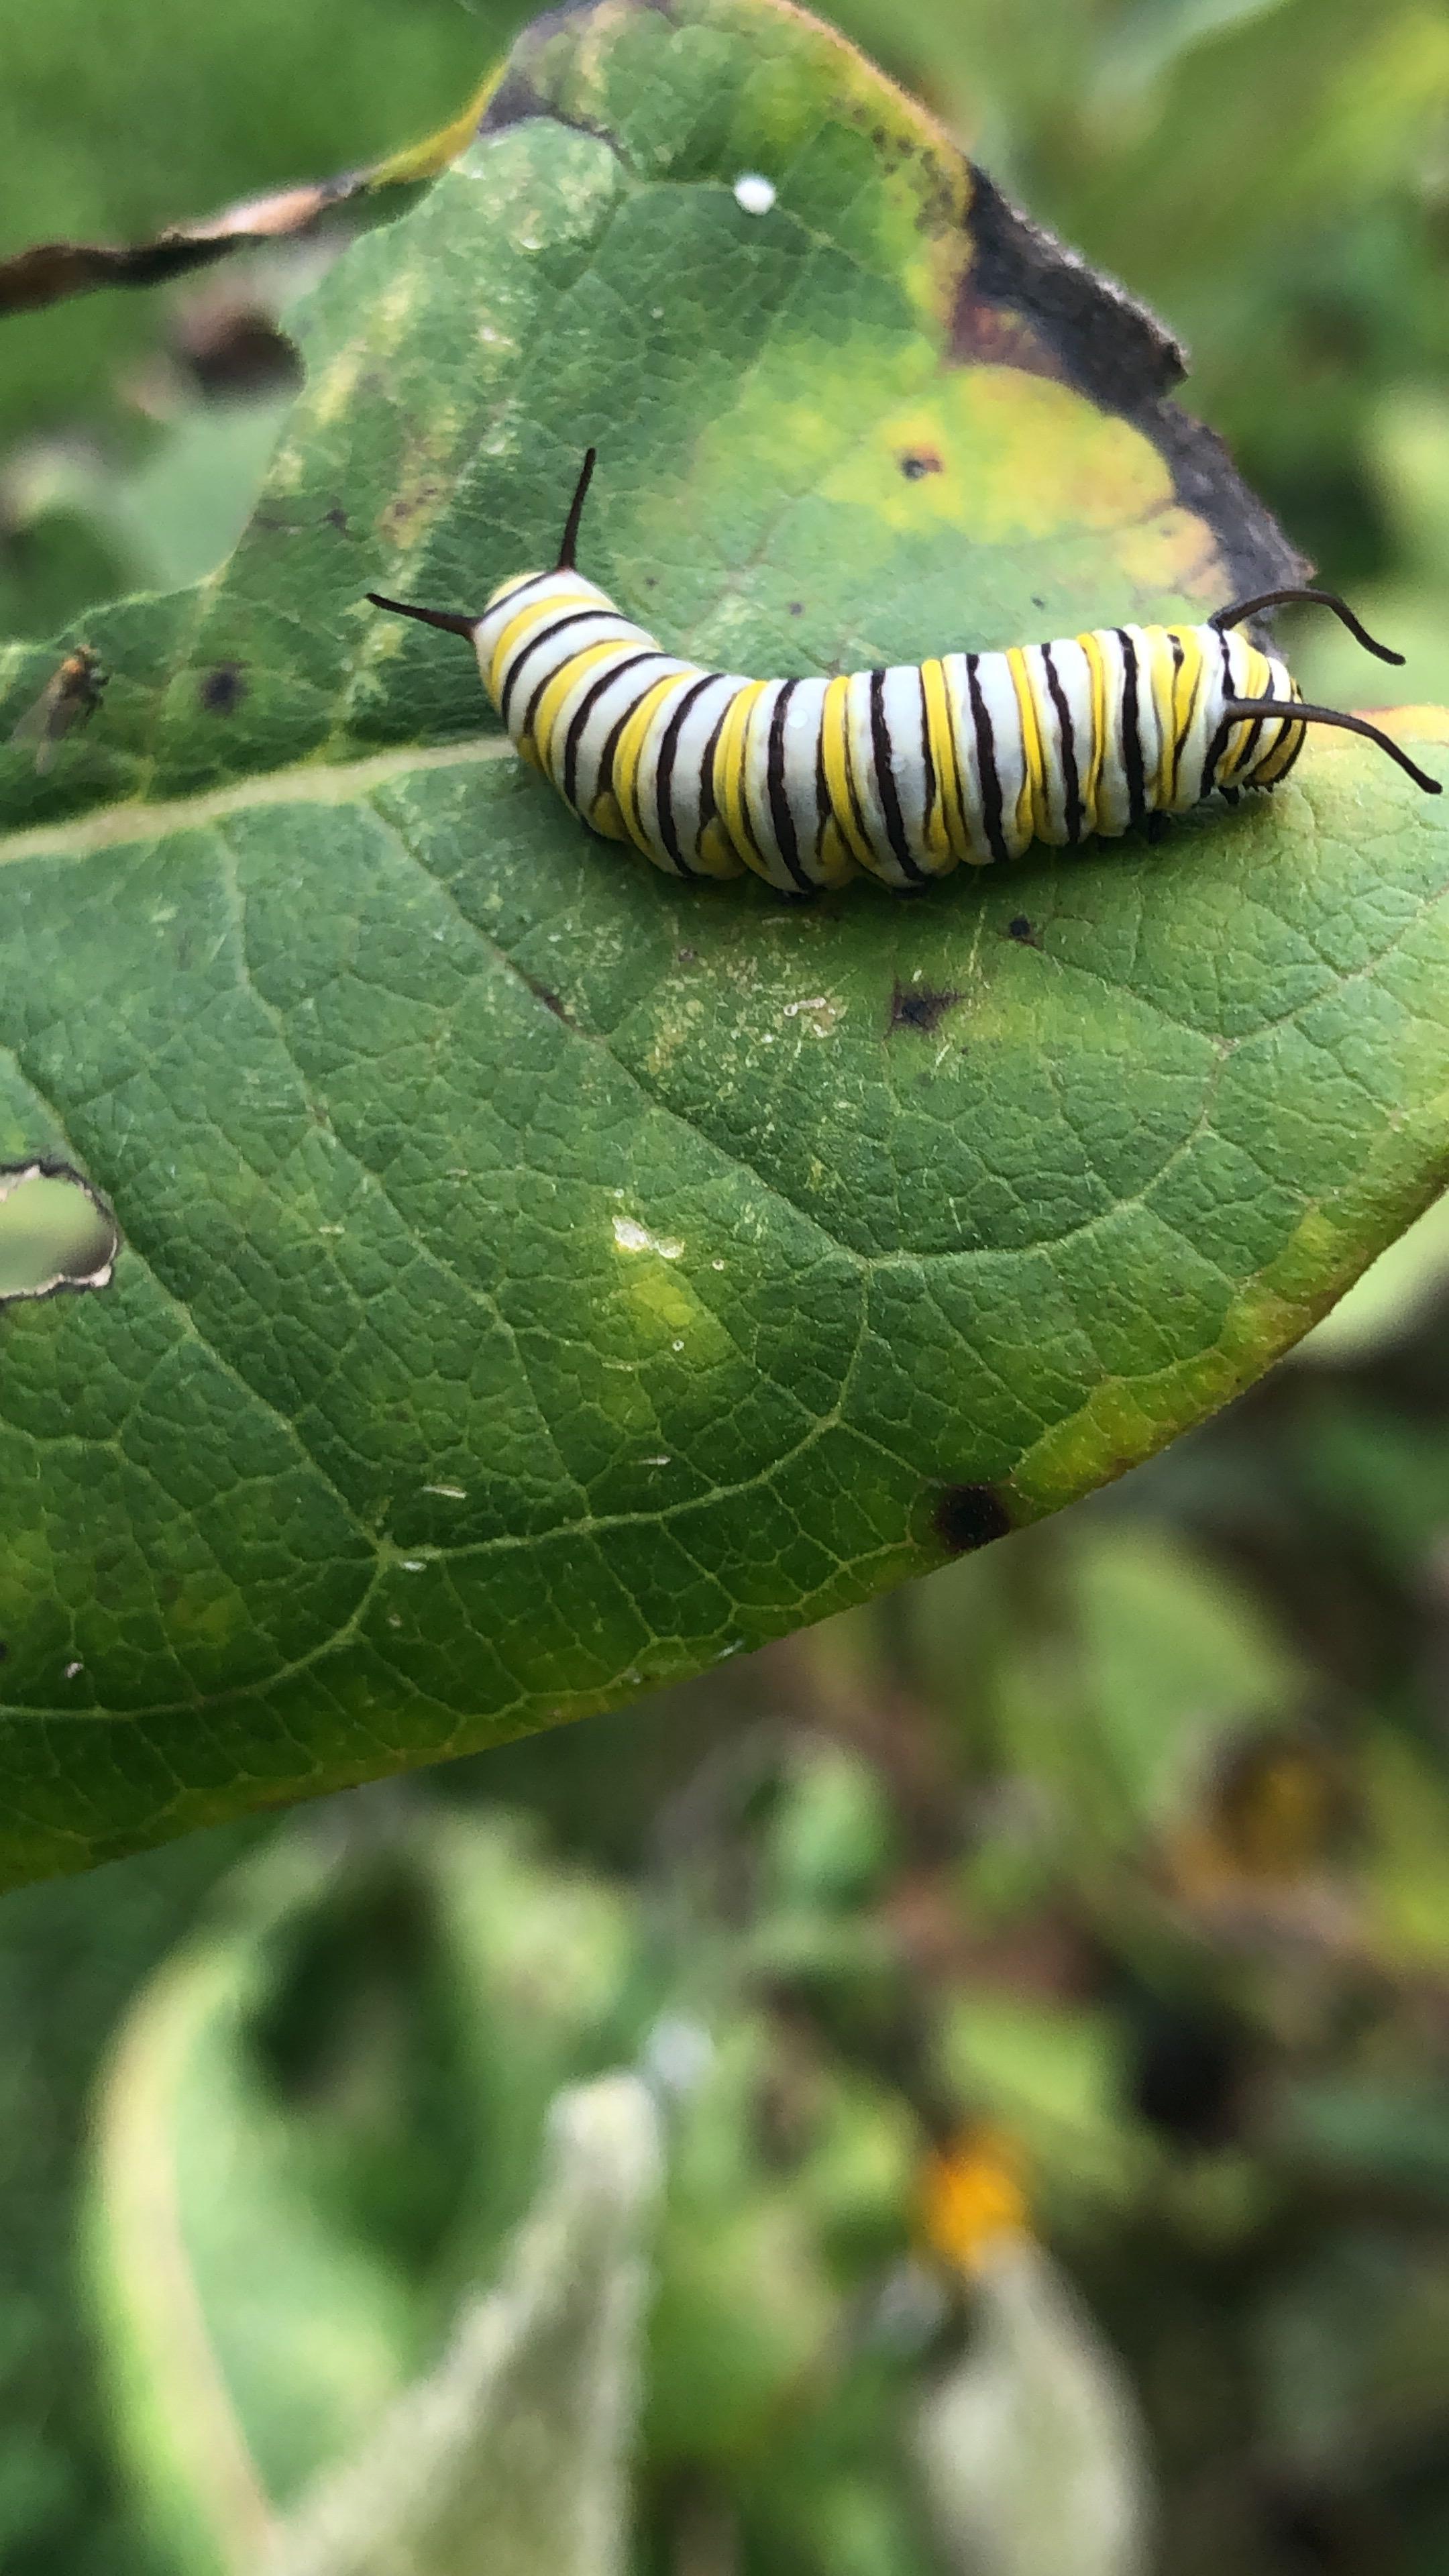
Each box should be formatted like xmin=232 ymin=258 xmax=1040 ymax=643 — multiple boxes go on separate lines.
xmin=85 ymin=1814 xmax=645 ymax=2573
xmin=1 ymin=0 xmax=1447 ymax=1889
xmin=992 ymin=1523 xmax=1307 ymax=1862
xmin=646 ymin=2012 xmax=854 ymax=2465
xmin=266 ymin=2074 xmax=661 ymax=2576
xmin=938 ymin=1994 xmax=1153 ymax=2218
xmin=89 ymin=1837 xmax=423 ymax=2576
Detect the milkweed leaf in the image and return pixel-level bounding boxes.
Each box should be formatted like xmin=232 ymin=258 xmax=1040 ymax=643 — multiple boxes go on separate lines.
xmin=0 ymin=0 xmax=1446 ymax=1886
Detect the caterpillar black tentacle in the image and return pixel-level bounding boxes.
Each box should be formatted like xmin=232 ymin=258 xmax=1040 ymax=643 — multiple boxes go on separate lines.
xmin=1220 ymin=698 xmax=1442 ymax=798
xmin=366 ymin=453 xmax=1440 ymax=895
xmin=366 ymin=594 xmax=474 ymax=640
xmin=1207 ymin=588 xmax=1405 ymax=665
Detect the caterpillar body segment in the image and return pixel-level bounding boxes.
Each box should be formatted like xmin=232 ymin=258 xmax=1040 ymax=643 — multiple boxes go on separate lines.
xmin=366 ymin=451 xmax=1440 ymax=896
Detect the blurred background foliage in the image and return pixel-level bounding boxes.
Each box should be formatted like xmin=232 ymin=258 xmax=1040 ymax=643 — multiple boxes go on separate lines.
xmin=3 ymin=0 xmax=1449 ymax=2571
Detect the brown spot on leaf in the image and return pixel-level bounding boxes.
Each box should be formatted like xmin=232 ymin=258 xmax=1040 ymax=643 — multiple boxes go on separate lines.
xmin=890 ymin=978 xmax=961 ymax=1035
xmin=514 ymin=964 xmax=574 ymax=1024
xmin=380 ymin=477 xmax=443 ymax=548
xmin=934 ymin=1483 xmax=1013 ymax=1554
xmin=253 ymin=500 xmax=349 ymax=540
xmin=200 ymin=662 xmax=246 ymax=716
xmin=900 ymin=449 xmax=943 ymax=480
xmin=950 ymin=294 xmax=1065 ymax=384
xmin=955 ymin=169 xmax=1185 ymax=405
xmin=1006 ymin=914 xmax=1038 ymax=945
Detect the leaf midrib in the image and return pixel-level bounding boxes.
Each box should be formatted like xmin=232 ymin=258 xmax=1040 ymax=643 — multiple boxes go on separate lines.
xmin=0 ymin=736 xmax=513 ymax=867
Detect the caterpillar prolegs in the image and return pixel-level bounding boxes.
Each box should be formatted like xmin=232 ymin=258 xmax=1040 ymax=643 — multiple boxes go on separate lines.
xmin=368 ymin=450 xmax=1440 ymax=895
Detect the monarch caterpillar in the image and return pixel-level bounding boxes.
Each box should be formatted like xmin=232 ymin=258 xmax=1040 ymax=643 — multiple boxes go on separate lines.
xmin=368 ymin=451 xmax=1440 ymax=894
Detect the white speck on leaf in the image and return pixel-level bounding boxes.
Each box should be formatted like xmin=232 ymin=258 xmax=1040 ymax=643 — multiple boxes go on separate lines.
xmin=734 ymin=172 xmax=776 ymax=214
xmin=423 ymin=1483 xmax=468 ymax=1499
xmin=613 ymin=1215 xmax=685 ymax=1259
xmin=64 ymin=1660 xmax=83 ymax=1679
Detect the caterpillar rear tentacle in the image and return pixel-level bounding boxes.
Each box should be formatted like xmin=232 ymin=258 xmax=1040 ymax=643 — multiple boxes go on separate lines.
xmin=366 ymin=449 xmax=1440 ymax=894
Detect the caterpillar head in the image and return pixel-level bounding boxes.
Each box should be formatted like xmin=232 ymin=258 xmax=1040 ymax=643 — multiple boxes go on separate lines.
xmin=1214 ymin=637 xmax=1306 ymax=794
xmin=1208 ymin=588 xmax=1440 ymax=800
xmin=365 ymin=451 xmax=607 ymax=719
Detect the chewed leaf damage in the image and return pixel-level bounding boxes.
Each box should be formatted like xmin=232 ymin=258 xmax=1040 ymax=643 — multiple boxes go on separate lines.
xmin=0 ymin=1164 xmax=118 ymax=1303
xmin=0 ymin=74 xmax=501 ymax=319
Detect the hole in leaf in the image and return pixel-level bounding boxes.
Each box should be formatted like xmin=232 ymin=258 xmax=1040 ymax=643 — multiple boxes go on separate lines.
xmin=0 ymin=1164 xmax=117 ymax=1302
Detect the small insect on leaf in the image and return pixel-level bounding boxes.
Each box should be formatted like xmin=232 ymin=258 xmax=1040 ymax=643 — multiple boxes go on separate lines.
xmin=9 ymin=646 xmax=108 ymax=775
